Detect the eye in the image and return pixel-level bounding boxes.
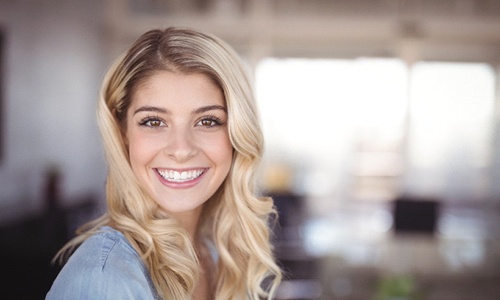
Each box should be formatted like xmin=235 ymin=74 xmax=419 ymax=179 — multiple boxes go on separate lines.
xmin=200 ymin=119 xmax=216 ymax=127
xmin=197 ymin=116 xmax=224 ymax=128
xmin=138 ymin=117 xmax=166 ymax=128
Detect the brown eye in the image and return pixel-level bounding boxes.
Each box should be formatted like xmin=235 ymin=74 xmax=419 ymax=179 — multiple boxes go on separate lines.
xmin=201 ymin=119 xmax=215 ymax=127
xmin=197 ymin=116 xmax=224 ymax=128
xmin=148 ymin=120 xmax=162 ymax=127
xmin=138 ymin=117 xmax=166 ymax=128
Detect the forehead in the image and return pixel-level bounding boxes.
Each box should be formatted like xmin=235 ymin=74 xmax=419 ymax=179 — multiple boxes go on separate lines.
xmin=130 ymin=71 xmax=225 ymax=110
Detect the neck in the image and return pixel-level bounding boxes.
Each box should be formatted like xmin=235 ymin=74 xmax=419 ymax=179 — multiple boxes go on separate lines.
xmin=193 ymin=235 xmax=215 ymax=300
xmin=169 ymin=206 xmax=203 ymax=242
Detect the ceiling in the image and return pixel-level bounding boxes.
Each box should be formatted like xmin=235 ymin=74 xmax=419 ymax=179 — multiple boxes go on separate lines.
xmin=105 ymin=0 xmax=500 ymax=63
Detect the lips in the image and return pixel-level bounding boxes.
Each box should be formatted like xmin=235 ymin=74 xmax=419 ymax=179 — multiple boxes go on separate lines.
xmin=156 ymin=168 xmax=205 ymax=183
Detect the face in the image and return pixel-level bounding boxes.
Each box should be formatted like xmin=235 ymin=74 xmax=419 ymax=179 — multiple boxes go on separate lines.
xmin=125 ymin=71 xmax=233 ymax=223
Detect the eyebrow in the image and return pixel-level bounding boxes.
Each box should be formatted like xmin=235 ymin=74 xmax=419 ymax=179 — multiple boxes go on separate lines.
xmin=133 ymin=106 xmax=168 ymax=115
xmin=133 ymin=105 xmax=227 ymax=115
xmin=193 ymin=105 xmax=227 ymax=114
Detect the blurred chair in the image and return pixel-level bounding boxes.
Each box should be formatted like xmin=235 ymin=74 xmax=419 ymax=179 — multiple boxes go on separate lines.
xmin=393 ymin=196 xmax=439 ymax=235
xmin=272 ymin=193 xmax=323 ymax=299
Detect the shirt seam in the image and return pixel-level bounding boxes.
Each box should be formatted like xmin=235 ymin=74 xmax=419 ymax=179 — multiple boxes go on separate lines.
xmin=95 ymin=227 xmax=161 ymax=299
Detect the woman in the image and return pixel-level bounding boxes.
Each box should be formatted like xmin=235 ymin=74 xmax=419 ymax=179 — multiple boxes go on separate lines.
xmin=46 ymin=27 xmax=282 ymax=299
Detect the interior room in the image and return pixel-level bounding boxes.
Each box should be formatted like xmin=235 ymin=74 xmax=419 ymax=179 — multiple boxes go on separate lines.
xmin=1 ymin=0 xmax=499 ymax=299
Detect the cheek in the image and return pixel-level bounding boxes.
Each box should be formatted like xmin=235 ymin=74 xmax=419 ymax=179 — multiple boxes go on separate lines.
xmin=214 ymin=135 xmax=233 ymax=169
xmin=200 ymin=133 xmax=232 ymax=170
xmin=127 ymin=132 xmax=159 ymax=172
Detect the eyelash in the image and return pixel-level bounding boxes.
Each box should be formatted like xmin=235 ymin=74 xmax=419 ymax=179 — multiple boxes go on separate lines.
xmin=138 ymin=116 xmax=165 ymax=128
xmin=197 ymin=115 xmax=225 ymax=128
xmin=137 ymin=115 xmax=225 ymax=128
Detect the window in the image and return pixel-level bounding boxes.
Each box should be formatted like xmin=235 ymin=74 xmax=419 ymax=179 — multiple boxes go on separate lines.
xmin=405 ymin=62 xmax=495 ymax=201
xmin=255 ymin=58 xmax=495 ymax=207
xmin=256 ymin=58 xmax=407 ymax=203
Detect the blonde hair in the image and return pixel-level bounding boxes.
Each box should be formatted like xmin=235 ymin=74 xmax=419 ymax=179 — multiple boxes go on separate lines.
xmin=57 ymin=28 xmax=281 ymax=299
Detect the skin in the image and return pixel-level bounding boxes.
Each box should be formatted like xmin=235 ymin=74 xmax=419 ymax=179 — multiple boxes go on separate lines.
xmin=125 ymin=71 xmax=233 ymax=238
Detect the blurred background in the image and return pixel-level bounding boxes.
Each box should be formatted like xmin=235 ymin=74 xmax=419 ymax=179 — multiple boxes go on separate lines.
xmin=1 ymin=0 xmax=500 ymax=299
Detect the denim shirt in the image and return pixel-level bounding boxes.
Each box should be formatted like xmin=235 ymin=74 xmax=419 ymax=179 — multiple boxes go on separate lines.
xmin=46 ymin=226 xmax=160 ymax=299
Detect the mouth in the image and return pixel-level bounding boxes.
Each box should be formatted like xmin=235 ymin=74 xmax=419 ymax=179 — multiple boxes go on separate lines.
xmin=156 ymin=168 xmax=205 ymax=183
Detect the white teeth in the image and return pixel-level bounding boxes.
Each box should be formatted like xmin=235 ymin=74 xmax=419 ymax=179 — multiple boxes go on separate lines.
xmin=157 ymin=169 xmax=204 ymax=182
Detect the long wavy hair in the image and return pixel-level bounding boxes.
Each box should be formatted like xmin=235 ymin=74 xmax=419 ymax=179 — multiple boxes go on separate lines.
xmin=56 ymin=27 xmax=281 ymax=299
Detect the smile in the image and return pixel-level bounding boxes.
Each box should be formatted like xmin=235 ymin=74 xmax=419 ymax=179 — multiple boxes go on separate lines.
xmin=156 ymin=169 xmax=205 ymax=183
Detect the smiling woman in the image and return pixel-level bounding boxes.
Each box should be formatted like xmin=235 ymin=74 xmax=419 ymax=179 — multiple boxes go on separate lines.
xmin=46 ymin=28 xmax=281 ymax=299
xmin=126 ymin=72 xmax=233 ymax=230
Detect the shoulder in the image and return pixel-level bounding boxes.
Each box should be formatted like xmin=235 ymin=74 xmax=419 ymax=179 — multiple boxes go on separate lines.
xmin=74 ymin=226 xmax=140 ymax=268
xmin=46 ymin=226 xmax=159 ymax=299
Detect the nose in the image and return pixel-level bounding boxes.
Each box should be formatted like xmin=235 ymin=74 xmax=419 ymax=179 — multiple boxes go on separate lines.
xmin=164 ymin=127 xmax=197 ymax=162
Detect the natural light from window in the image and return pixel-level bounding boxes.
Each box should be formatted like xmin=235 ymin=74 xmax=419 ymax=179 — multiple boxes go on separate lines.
xmin=255 ymin=58 xmax=495 ymax=206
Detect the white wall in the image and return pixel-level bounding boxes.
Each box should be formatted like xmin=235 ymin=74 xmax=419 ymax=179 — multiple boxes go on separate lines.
xmin=0 ymin=0 xmax=108 ymax=222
